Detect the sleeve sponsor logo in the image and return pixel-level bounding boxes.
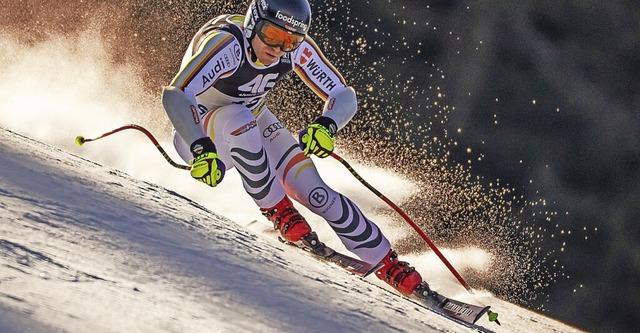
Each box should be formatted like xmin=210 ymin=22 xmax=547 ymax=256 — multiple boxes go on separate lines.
xmin=326 ymin=97 xmax=335 ymax=110
xmin=190 ymin=105 xmax=200 ymax=124
xmin=202 ymin=44 xmax=240 ymax=88
xmin=202 ymin=57 xmax=229 ymax=87
xmin=299 ymin=47 xmax=337 ymax=90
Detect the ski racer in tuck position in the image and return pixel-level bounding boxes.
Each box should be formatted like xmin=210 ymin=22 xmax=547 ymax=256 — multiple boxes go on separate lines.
xmin=162 ymin=0 xmax=424 ymax=295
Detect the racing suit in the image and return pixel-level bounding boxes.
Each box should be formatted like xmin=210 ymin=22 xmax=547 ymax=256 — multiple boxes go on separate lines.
xmin=165 ymin=14 xmax=390 ymax=264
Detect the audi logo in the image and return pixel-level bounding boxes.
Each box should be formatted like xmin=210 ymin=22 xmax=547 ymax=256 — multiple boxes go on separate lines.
xmin=263 ymin=122 xmax=284 ymax=138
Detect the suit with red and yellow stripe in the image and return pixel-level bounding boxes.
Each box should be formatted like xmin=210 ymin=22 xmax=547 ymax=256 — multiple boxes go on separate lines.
xmin=168 ymin=14 xmax=391 ymax=265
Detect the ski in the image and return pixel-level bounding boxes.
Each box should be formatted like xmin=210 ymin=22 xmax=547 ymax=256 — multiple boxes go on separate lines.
xmin=283 ymin=232 xmax=382 ymax=277
xmin=411 ymin=282 xmax=497 ymax=327
xmin=301 ymin=242 xmax=381 ymax=277
xmin=271 ymin=229 xmax=499 ymax=328
xmin=246 ymin=219 xmax=381 ymax=277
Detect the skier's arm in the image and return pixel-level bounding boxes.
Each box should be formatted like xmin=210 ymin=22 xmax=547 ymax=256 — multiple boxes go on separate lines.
xmin=162 ymin=30 xmax=241 ymax=145
xmin=293 ymin=37 xmax=357 ymax=131
xmin=293 ymin=37 xmax=357 ymax=157
xmin=161 ymin=30 xmax=240 ymax=187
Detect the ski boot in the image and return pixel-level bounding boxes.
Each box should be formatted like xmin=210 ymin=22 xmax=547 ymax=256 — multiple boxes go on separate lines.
xmin=375 ymin=249 xmax=423 ymax=295
xmin=261 ymin=196 xmax=313 ymax=244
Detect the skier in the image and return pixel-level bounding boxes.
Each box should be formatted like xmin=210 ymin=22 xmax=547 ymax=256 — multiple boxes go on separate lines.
xmin=161 ymin=0 xmax=423 ymax=296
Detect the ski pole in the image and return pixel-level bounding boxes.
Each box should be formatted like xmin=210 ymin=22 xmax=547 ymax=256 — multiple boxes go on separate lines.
xmin=329 ymin=152 xmax=474 ymax=293
xmin=75 ymin=124 xmax=191 ymax=170
xmin=75 ymin=125 xmax=473 ymax=292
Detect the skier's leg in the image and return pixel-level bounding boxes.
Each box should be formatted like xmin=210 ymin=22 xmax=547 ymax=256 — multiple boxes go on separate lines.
xmin=257 ymin=109 xmax=386 ymax=260
xmin=196 ymin=104 xmax=311 ymax=242
xmin=257 ymin=107 xmax=423 ymax=294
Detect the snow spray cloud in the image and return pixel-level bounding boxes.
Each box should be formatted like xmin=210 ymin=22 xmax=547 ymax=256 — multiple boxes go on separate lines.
xmin=0 ymin=30 xmax=152 ymax=147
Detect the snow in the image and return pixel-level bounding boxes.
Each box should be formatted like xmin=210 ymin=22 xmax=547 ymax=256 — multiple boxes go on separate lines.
xmin=0 ymin=29 xmax=585 ymax=333
xmin=0 ymin=127 xmax=585 ymax=333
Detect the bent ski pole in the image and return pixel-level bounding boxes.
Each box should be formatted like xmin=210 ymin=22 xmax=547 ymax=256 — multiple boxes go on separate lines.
xmin=75 ymin=124 xmax=191 ymax=170
xmin=329 ymin=152 xmax=473 ymax=293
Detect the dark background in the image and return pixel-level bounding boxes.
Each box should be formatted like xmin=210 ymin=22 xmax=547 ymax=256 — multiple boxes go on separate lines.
xmin=2 ymin=1 xmax=638 ymax=332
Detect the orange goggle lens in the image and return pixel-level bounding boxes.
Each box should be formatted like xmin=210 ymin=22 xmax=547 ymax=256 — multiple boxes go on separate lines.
xmin=256 ymin=21 xmax=304 ymax=52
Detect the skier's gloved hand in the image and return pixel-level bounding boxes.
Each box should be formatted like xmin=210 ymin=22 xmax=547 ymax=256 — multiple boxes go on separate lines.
xmin=189 ymin=137 xmax=225 ymax=187
xmin=299 ymin=116 xmax=337 ymax=158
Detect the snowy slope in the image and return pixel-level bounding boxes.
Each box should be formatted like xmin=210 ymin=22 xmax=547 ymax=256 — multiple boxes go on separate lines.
xmin=0 ymin=28 xmax=585 ymax=333
xmin=0 ymin=127 xmax=585 ymax=333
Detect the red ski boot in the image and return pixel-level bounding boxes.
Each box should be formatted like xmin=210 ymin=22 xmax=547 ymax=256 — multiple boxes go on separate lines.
xmin=375 ymin=249 xmax=423 ymax=295
xmin=260 ymin=196 xmax=312 ymax=243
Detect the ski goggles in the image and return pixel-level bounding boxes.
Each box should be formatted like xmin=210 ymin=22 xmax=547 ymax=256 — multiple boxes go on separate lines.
xmin=255 ymin=20 xmax=305 ymax=52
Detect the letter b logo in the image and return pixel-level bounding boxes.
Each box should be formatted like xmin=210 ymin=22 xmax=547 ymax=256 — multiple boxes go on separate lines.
xmin=309 ymin=187 xmax=328 ymax=208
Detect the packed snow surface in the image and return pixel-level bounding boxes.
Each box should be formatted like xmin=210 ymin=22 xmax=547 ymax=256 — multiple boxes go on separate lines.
xmin=0 ymin=128 xmax=585 ymax=333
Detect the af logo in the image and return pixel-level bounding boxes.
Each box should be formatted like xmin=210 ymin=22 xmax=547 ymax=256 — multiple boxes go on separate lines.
xmin=309 ymin=187 xmax=329 ymax=208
